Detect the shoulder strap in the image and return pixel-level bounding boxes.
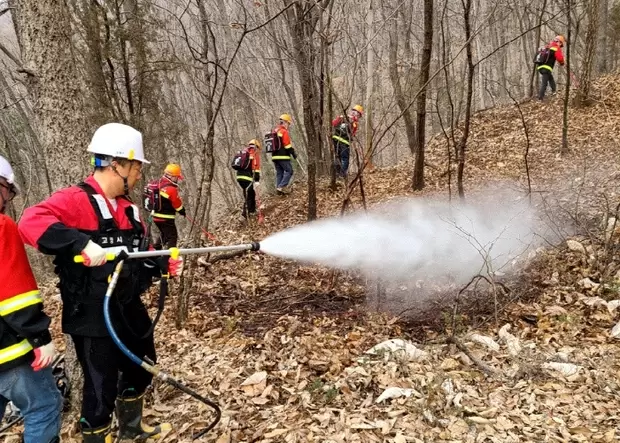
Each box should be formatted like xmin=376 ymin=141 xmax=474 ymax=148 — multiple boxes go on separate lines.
xmin=77 ymin=182 xmax=116 ymax=231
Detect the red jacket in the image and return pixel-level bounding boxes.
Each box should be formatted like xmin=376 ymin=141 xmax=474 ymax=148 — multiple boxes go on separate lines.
xmin=0 ymin=214 xmax=51 ymax=371
xmin=537 ymin=41 xmax=564 ymax=72
xmin=332 ymin=114 xmax=359 ymax=137
xmin=332 ymin=114 xmax=359 ymax=145
xmin=19 ymin=175 xmax=144 ymax=254
xmin=271 ymin=123 xmax=294 ymax=160
xmin=550 ymin=41 xmax=564 ymax=65
xmin=153 ymin=178 xmax=185 ymax=221
xmin=236 ymin=145 xmax=261 ymax=182
xmin=18 ymin=175 xmax=156 ymax=337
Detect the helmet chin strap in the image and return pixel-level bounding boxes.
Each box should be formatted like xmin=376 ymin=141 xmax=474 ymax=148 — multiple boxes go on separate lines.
xmin=111 ymin=165 xmax=130 ymax=196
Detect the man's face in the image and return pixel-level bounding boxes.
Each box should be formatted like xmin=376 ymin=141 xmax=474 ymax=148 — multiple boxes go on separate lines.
xmin=114 ymin=160 xmax=143 ymax=191
xmin=351 ymin=110 xmax=361 ymax=119
xmin=0 ymin=178 xmax=16 ymax=214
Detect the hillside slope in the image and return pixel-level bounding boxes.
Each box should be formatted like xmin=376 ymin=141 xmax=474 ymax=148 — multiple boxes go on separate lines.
xmin=6 ymin=76 xmax=620 ymax=443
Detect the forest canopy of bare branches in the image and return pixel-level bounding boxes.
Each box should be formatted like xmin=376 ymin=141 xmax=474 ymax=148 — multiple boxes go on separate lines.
xmin=0 ymin=0 xmax=614 ymax=222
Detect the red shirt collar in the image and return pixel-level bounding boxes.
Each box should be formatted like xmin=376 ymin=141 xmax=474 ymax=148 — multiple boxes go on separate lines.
xmin=83 ymin=175 xmax=130 ymax=214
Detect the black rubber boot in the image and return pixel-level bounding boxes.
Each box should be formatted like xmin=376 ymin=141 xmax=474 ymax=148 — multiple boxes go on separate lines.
xmin=80 ymin=419 xmax=112 ymax=443
xmin=115 ymin=392 xmax=171 ymax=440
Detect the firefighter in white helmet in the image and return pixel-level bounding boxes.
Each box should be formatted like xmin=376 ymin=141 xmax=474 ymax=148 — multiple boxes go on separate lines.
xmin=19 ymin=123 xmax=178 ymax=442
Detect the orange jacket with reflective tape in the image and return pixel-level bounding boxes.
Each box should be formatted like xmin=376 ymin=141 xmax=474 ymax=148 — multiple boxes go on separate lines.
xmin=153 ymin=178 xmax=184 ymax=220
xmin=271 ymin=124 xmax=293 ymax=160
xmin=0 ymin=214 xmax=51 ymax=371
xmin=236 ymin=146 xmax=261 ymax=182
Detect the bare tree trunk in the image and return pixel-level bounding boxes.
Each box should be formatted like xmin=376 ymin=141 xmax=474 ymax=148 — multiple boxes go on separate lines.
xmin=10 ymin=0 xmax=92 ymax=417
xmin=0 ymin=70 xmax=52 ymax=197
xmin=597 ymin=0 xmax=609 ymax=73
xmin=457 ymin=0 xmax=474 ymax=199
xmin=413 ymin=0 xmax=433 ymax=191
xmin=10 ymin=0 xmax=90 ymax=188
xmin=286 ymin=0 xmax=330 ymax=221
xmin=387 ymin=11 xmax=416 ymax=157
xmin=364 ymin=0 xmax=375 ymax=171
xmin=561 ymin=0 xmax=572 ymax=155
xmin=176 ymin=0 xmax=218 ymax=327
xmin=576 ymin=0 xmax=599 ymax=105
xmin=529 ymin=0 xmax=548 ymax=98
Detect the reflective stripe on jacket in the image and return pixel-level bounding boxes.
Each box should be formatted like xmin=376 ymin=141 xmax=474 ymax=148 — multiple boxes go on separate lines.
xmin=153 ymin=179 xmax=184 ymax=220
xmin=237 ymin=146 xmax=261 ymax=182
xmin=271 ymin=124 xmax=293 ymax=160
xmin=18 ymin=175 xmax=157 ymax=337
xmin=0 ymin=214 xmax=51 ymax=371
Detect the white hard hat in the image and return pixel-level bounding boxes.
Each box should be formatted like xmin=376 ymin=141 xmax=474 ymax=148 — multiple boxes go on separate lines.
xmin=0 ymin=155 xmax=19 ymax=195
xmin=87 ymin=123 xmax=150 ymax=164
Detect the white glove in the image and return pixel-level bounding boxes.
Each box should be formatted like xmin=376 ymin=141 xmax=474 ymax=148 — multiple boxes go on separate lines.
xmin=81 ymin=240 xmax=107 ymax=267
xmin=253 ymin=181 xmax=260 ymax=190
xmin=31 ymin=342 xmax=56 ymax=371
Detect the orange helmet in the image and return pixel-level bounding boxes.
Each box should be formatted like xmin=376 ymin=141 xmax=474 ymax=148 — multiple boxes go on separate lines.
xmin=352 ymin=104 xmax=364 ymax=115
xmin=279 ymin=113 xmax=292 ymax=124
xmin=249 ymin=139 xmax=261 ymax=149
xmin=554 ymin=35 xmax=566 ymax=46
xmin=164 ymin=163 xmax=183 ymax=179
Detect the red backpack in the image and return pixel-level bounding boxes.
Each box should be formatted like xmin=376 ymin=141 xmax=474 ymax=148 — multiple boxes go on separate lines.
xmin=263 ymin=129 xmax=282 ymax=154
xmin=143 ymin=179 xmax=162 ymax=212
xmin=231 ymin=147 xmax=252 ymax=171
xmin=534 ymin=46 xmax=551 ymax=65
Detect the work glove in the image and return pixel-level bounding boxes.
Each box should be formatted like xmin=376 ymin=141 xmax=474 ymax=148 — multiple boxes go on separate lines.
xmin=253 ymin=181 xmax=260 ymax=190
xmin=178 ymin=207 xmax=187 ymax=217
xmin=31 ymin=342 xmax=56 ymax=371
xmin=80 ymin=240 xmax=107 ymax=267
xmin=168 ymin=257 xmax=184 ymax=277
xmin=291 ymin=150 xmax=298 ymax=160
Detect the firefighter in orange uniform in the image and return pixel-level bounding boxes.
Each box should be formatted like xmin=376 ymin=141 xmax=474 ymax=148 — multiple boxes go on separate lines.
xmin=0 ymin=155 xmax=61 ymax=443
xmin=152 ymin=164 xmax=185 ymax=249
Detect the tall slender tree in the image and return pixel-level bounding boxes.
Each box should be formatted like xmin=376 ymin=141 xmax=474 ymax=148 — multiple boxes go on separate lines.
xmin=413 ymin=0 xmax=434 ymax=191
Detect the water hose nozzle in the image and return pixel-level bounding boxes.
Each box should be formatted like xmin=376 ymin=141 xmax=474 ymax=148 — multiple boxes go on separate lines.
xmin=251 ymin=242 xmax=260 ymax=251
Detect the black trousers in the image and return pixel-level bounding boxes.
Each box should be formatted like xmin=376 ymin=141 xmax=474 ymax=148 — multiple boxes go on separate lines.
xmin=154 ymin=219 xmax=178 ymax=249
xmin=72 ymin=318 xmax=156 ymax=427
xmin=238 ymin=180 xmax=256 ymax=216
xmin=538 ymin=70 xmax=556 ymax=100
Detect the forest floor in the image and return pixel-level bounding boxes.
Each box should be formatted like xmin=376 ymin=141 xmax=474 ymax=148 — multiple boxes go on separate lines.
xmin=6 ymin=76 xmax=620 ymax=442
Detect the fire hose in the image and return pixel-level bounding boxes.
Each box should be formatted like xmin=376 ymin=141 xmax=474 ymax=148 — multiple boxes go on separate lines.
xmin=74 ymin=242 xmax=260 ymax=439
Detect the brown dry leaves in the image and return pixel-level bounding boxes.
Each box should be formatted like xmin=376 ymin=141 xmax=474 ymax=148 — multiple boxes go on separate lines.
xmin=13 ymin=76 xmax=620 ymax=442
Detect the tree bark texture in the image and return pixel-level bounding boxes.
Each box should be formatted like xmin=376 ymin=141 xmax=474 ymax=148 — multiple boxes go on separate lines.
xmin=10 ymin=0 xmax=90 ymax=188
xmin=597 ymin=0 xmax=609 ymax=73
xmin=457 ymin=0 xmax=474 ymax=199
xmin=561 ymin=0 xmax=572 ymax=155
xmin=529 ymin=0 xmax=548 ymax=98
xmin=576 ymin=0 xmax=599 ymax=105
xmin=387 ymin=14 xmax=416 ymax=158
xmin=413 ymin=0 xmax=433 ymax=191
xmin=286 ymin=0 xmax=330 ymax=221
